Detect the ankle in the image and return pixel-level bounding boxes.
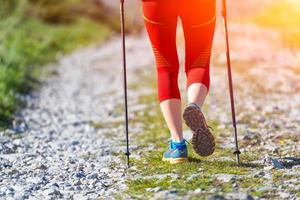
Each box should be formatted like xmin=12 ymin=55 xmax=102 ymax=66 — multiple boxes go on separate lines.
xmin=172 ymin=138 xmax=185 ymax=143
xmin=189 ymin=102 xmax=201 ymax=110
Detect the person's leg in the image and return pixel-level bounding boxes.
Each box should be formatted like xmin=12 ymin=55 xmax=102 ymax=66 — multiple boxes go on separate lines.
xmin=187 ymin=83 xmax=208 ymax=108
xmin=180 ymin=0 xmax=216 ymax=108
xmin=179 ymin=0 xmax=217 ymax=157
xmin=142 ymin=0 xmax=183 ymax=142
xmin=160 ymin=99 xmax=183 ymax=141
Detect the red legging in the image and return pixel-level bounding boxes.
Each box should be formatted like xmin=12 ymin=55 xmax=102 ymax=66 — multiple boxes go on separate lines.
xmin=141 ymin=0 xmax=216 ymax=103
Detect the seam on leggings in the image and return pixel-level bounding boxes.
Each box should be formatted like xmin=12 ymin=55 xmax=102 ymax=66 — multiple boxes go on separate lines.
xmin=151 ymin=44 xmax=171 ymax=67
xmin=191 ymin=14 xmax=216 ymax=29
xmin=143 ymin=14 xmax=165 ymax=25
xmin=190 ymin=42 xmax=213 ymax=67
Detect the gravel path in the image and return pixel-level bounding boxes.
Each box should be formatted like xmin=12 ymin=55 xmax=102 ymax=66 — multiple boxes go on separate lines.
xmin=210 ymin=23 xmax=300 ymax=157
xmin=0 ymin=34 xmax=154 ymax=199
xmin=1 ymin=1 xmax=300 ymax=199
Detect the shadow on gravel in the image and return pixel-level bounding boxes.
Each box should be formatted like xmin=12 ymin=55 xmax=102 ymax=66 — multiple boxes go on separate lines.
xmin=280 ymin=157 xmax=300 ymax=169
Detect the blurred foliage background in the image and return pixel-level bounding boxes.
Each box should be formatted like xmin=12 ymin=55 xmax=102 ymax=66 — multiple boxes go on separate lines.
xmin=1 ymin=0 xmax=298 ymax=127
xmin=0 ymin=0 xmax=144 ymax=126
xmin=251 ymin=0 xmax=300 ymax=49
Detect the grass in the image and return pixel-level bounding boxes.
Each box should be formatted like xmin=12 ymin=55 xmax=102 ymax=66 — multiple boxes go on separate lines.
xmin=120 ymin=66 xmax=299 ymax=199
xmin=123 ymin=101 xmax=276 ymax=198
xmin=127 ymin=175 xmax=215 ymax=197
xmin=250 ymin=0 xmax=300 ymax=48
xmin=126 ymin=144 xmax=264 ymax=198
xmin=121 ymin=74 xmax=267 ymax=198
xmin=113 ymin=28 xmax=298 ymax=199
xmin=0 ymin=0 xmax=113 ymax=127
xmin=117 ymin=3 xmax=300 ymax=196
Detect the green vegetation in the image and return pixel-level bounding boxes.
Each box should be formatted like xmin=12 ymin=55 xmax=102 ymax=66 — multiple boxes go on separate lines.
xmin=113 ymin=3 xmax=300 ymax=197
xmin=251 ymin=0 xmax=300 ymax=48
xmin=120 ymin=73 xmax=266 ymax=198
xmin=111 ymin=43 xmax=299 ymax=199
xmin=0 ymin=0 xmax=115 ymax=127
xmin=127 ymin=174 xmax=215 ymax=198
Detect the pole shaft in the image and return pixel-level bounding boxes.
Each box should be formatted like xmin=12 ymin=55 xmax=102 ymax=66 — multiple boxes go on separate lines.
xmin=221 ymin=0 xmax=240 ymax=165
xmin=120 ymin=0 xmax=130 ymax=168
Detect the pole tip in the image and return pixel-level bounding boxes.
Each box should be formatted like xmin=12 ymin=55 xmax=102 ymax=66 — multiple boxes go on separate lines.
xmin=234 ymin=150 xmax=241 ymax=165
xmin=124 ymin=152 xmax=131 ymax=168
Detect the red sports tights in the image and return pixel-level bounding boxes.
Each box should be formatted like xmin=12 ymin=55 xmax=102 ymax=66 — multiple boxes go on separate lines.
xmin=141 ymin=0 xmax=216 ymax=103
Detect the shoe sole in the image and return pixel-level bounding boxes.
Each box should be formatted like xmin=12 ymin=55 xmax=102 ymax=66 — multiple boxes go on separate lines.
xmin=162 ymin=157 xmax=189 ymax=164
xmin=183 ymin=104 xmax=215 ymax=157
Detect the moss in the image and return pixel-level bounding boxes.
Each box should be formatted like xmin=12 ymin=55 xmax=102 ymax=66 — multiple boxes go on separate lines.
xmin=271 ymin=170 xmax=299 ymax=185
xmin=127 ymin=176 xmax=215 ymax=197
xmin=238 ymin=177 xmax=267 ymax=189
xmin=250 ymin=190 xmax=268 ymax=198
xmin=240 ymin=151 xmax=262 ymax=164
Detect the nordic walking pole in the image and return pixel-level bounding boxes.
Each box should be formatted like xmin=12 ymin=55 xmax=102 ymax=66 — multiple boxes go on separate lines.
xmin=221 ymin=0 xmax=241 ymax=165
xmin=120 ymin=0 xmax=131 ymax=168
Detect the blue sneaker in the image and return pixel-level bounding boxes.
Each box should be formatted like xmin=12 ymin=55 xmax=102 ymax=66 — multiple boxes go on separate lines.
xmin=162 ymin=140 xmax=188 ymax=164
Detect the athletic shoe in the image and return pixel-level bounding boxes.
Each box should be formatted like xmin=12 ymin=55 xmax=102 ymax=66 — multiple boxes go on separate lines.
xmin=183 ymin=102 xmax=215 ymax=156
xmin=162 ymin=140 xmax=188 ymax=164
